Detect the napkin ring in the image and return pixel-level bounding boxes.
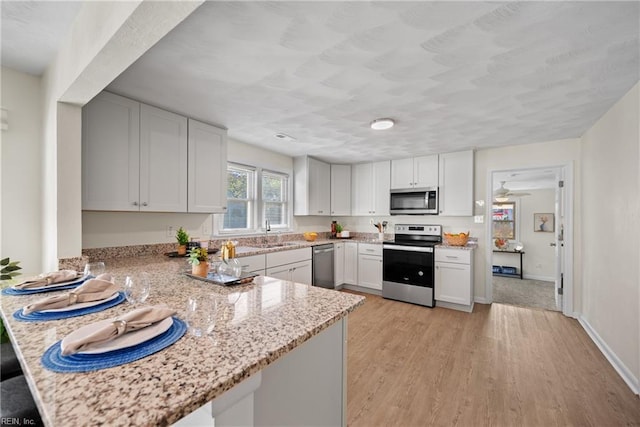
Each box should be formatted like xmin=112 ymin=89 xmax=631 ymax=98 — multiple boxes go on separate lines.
xmin=113 ymin=319 xmax=127 ymax=335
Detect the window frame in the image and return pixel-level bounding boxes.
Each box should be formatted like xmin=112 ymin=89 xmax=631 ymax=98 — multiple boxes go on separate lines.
xmin=215 ymin=163 xmax=291 ymax=235
xmin=222 ymin=163 xmax=256 ymax=232
xmin=492 ymin=201 xmax=517 ymax=240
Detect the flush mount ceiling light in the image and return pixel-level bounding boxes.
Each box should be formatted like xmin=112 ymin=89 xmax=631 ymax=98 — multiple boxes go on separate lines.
xmin=370 ymin=118 xmax=395 ymax=130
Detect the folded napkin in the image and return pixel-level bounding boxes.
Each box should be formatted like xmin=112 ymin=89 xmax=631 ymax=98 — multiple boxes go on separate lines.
xmin=61 ymin=305 xmax=176 ymax=356
xmin=13 ymin=270 xmax=80 ymax=290
xmin=23 ymin=273 xmax=118 ymax=315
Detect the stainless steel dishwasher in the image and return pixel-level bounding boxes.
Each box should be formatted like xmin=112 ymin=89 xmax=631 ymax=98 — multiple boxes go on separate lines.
xmin=312 ymin=244 xmax=335 ymax=289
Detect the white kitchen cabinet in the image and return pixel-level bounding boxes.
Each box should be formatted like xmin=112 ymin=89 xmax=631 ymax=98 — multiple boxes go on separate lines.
xmin=82 ymin=92 xmax=140 ymax=211
xmin=438 ymin=150 xmax=474 ymax=216
xmin=390 ymin=155 xmax=438 ymax=190
xmin=357 ymin=243 xmax=383 ymax=290
xmin=187 ymin=119 xmax=228 ymax=213
xmin=83 ymin=91 xmax=228 ymax=213
xmin=343 ymin=242 xmax=358 ymax=285
xmin=334 ymin=243 xmax=345 ymax=286
xmin=351 ymin=161 xmax=390 ymax=216
xmin=238 ymin=254 xmax=266 ymax=275
xmin=435 ymin=248 xmax=474 ymax=312
xmin=294 ymin=156 xmax=331 ymax=216
xmin=266 ymin=247 xmax=313 ymax=285
xmin=139 ymin=104 xmax=188 ymax=212
xmin=330 ymin=164 xmax=351 ymax=216
xmin=266 ymin=260 xmax=312 ymax=285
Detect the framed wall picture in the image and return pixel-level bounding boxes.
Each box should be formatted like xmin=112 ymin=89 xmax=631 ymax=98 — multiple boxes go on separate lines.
xmin=534 ymin=213 xmax=554 ymax=232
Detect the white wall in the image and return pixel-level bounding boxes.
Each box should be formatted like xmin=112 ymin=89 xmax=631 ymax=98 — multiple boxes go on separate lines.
xmin=580 ymin=82 xmax=639 ymax=388
xmin=0 ymin=67 xmax=42 ymax=275
xmin=475 ymin=139 xmax=582 ymax=307
xmin=514 ymin=189 xmax=555 ymax=280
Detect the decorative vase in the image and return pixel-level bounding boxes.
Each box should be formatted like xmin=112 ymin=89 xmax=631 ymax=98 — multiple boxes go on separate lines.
xmin=192 ymin=262 xmax=209 ymax=278
xmin=177 ymin=244 xmax=187 ymax=255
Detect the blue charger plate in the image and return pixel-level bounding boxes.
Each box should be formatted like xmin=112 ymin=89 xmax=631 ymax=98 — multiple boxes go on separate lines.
xmin=41 ymin=317 xmax=187 ymax=373
xmin=2 ymin=275 xmax=90 ymax=296
xmin=13 ymin=292 xmax=126 ymax=322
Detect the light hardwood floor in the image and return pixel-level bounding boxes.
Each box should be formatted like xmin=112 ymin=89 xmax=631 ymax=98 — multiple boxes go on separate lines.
xmin=346 ymin=292 xmax=640 ymax=426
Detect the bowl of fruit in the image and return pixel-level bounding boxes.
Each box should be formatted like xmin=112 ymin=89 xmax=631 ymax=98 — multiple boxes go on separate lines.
xmin=443 ymin=232 xmax=469 ymax=246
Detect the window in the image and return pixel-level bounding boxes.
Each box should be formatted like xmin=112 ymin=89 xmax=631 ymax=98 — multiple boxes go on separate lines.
xmin=224 ymin=164 xmax=255 ymax=230
xmin=220 ymin=163 xmax=290 ymax=233
xmin=492 ymin=202 xmax=516 ymax=239
xmin=262 ymin=170 xmax=288 ymax=228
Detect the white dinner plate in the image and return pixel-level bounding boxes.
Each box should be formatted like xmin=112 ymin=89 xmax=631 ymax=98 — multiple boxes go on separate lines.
xmin=38 ymin=292 xmax=120 ymax=313
xmin=61 ymin=317 xmax=174 ymax=355
xmin=13 ymin=274 xmax=89 ymax=291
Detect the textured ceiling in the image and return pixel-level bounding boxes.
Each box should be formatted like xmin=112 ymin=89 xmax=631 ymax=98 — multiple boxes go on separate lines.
xmin=1 ymin=1 xmax=81 ymax=75
xmin=107 ymin=1 xmax=640 ymax=163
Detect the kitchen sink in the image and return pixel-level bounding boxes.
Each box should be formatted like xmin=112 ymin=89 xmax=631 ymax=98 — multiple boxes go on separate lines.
xmin=254 ymin=242 xmax=301 ymax=248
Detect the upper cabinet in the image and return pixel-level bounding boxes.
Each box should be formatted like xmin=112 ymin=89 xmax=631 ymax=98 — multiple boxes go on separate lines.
xmin=294 ymin=156 xmax=331 ymax=216
xmin=390 ymin=155 xmax=438 ymax=190
xmin=82 ymin=91 xmax=227 ymax=213
xmin=83 ymin=92 xmax=140 ymax=211
xmin=352 ymin=161 xmax=390 ymax=216
xmin=187 ymin=119 xmax=227 ymax=213
xmin=330 ymin=164 xmax=351 ymax=216
xmin=139 ymin=104 xmax=188 ymax=212
xmin=438 ymin=150 xmax=474 ymax=216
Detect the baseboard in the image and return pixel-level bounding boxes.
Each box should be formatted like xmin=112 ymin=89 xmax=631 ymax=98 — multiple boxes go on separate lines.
xmin=578 ymin=315 xmax=639 ymax=395
xmin=522 ymin=274 xmax=555 ymax=282
xmin=341 ymin=284 xmax=382 ymax=296
xmin=474 ymin=296 xmax=489 ymax=304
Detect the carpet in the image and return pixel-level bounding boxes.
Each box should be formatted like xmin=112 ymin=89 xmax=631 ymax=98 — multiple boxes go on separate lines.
xmin=492 ymin=276 xmax=559 ymax=311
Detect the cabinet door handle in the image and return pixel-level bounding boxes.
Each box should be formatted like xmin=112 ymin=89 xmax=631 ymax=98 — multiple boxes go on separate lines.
xmin=446 ymin=255 xmax=459 ymax=259
xmin=142 ymin=202 xmax=148 ymax=207
xmin=132 ymin=201 xmax=138 ymax=206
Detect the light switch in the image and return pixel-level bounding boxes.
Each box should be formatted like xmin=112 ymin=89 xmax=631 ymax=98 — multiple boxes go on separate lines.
xmin=474 ymin=215 xmax=484 ymax=224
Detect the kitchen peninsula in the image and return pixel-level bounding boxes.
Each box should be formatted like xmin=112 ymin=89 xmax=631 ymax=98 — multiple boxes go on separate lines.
xmin=0 ymin=255 xmax=364 ymax=426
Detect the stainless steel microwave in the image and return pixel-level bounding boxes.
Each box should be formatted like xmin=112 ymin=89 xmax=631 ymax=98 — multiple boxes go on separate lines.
xmin=389 ymin=187 xmax=438 ymax=215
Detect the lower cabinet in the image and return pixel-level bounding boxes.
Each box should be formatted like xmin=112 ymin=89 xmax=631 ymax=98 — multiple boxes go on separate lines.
xmin=435 ymin=248 xmax=474 ymax=312
xmin=266 ymin=260 xmax=312 ymax=285
xmin=334 ymin=243 xmax=345 ymax=286
xmin=357 ymin=244 xmax=382 ymax=291
xmin=266 ymin=248 xmax=313 ymax=285
xmin=238 ymin=254 xmax=266 ymax=276
xmin=343 ymin=242 xmax=358 ymax=285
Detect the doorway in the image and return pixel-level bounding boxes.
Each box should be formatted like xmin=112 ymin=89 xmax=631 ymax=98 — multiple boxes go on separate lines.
xmin=486 ymin=165 xmax=573 ymax=315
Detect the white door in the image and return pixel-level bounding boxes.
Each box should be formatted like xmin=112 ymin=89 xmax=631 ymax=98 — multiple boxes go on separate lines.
xmin=413 ymin=155 xmax=439 ymax=188
xmin=266 ymin=266 xmax=292 ymax=282
xmin=187 ymin=119 xmax=228 ymax=213
xmin=358 ymin=254 xmax=382 ymax=290
xmin=554 ymin=174 xmax=565 ymax=311
xmin=372 ymin=161 xmax=390 ymax=216
xmin=330 ymin=164 xmax=351 ymax=216
xmin=351 ymin=163 xmax=373 ymax=216
xmin=390 ymin=158 xmax=414 ymax=189
xmin=291 ymin=260 xmax=312 ymax=285
xmin=308 ymin=158 xmax=331 ymax=215
xmin=139 ymin=104 xmax=188 ymax=212
xmin=435 ymin=262 xmax=471 ymax=305
xmin=82 ymin=92 xmax=140 ymax=211
xmin=334 ymin=243 xmax=345 ymax=286
xmin=343 ymin=243 xmax=358 ymax=285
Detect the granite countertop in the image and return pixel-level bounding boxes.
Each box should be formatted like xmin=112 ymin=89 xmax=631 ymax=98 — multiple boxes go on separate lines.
xmin=435 ymin=243 xmax=478 ymax=251
xmin=234 ymin=238 xmax=384 ymax=257
xmin=0 ymin=256 xmax=365 ymax=426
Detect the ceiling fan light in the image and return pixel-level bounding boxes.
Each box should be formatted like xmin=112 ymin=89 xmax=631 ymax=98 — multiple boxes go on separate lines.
xmin=370 ymin=118 xmax=394 ymax=130
xmin=495 ymin=196 xmax=509 ymax=203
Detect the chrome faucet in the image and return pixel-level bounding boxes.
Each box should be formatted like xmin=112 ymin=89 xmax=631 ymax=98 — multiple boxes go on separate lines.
xmin=264 ymin=219 xmax=271 ymax=243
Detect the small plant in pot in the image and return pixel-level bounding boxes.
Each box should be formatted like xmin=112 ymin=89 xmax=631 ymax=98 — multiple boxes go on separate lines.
xmin=188 ymin=247 xmax=209 ymax=277
xmin=176 ymin=227 xmax=189 ymax=255
xmin=335 ymin=223 xmax=344 ymax=238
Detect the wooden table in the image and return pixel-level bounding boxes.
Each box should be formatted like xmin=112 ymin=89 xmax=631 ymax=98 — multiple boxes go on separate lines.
xmin=493 ymin=250 xmax=525 ymax=280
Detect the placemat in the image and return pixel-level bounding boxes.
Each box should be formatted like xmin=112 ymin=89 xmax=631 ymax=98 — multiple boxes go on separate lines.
xmin=41 ymin=317 xmax=186 ymax=373
xmin=13 ymin=292 xmax=126 ymax=322
xmin=2 ymin=276 xmax=89 ymax=296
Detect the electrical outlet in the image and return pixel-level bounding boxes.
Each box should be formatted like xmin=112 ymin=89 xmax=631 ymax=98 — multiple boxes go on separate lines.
xmin=166 ymin=225 xmax=174 ymax=238
xmin=474 ymin=215 xmax=484 ymax=224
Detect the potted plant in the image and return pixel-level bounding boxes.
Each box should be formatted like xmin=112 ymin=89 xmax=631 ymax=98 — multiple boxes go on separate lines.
xmin=176 ymin=227 xmax=189 ymax=255
xmin=335 ymin=223 xmax=344 ymax=238
xmin=188 ymin=247 xmax=209 ymax=277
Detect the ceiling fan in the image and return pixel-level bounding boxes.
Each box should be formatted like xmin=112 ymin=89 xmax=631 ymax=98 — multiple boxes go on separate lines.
xmin=494 ymin=181 xmax=531 ymax=201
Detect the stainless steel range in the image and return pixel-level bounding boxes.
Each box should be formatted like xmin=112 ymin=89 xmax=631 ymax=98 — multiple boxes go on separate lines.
xmin=382 ymin=224 xmax=442 ymax=307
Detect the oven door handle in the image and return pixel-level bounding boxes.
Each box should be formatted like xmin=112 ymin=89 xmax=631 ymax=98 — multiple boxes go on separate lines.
xmin=383 ymin=244 xmax=433 ymax=253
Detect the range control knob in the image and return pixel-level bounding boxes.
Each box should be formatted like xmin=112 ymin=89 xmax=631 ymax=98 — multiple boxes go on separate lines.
xmin=418 ymin=271 xmax=424 ymax=276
